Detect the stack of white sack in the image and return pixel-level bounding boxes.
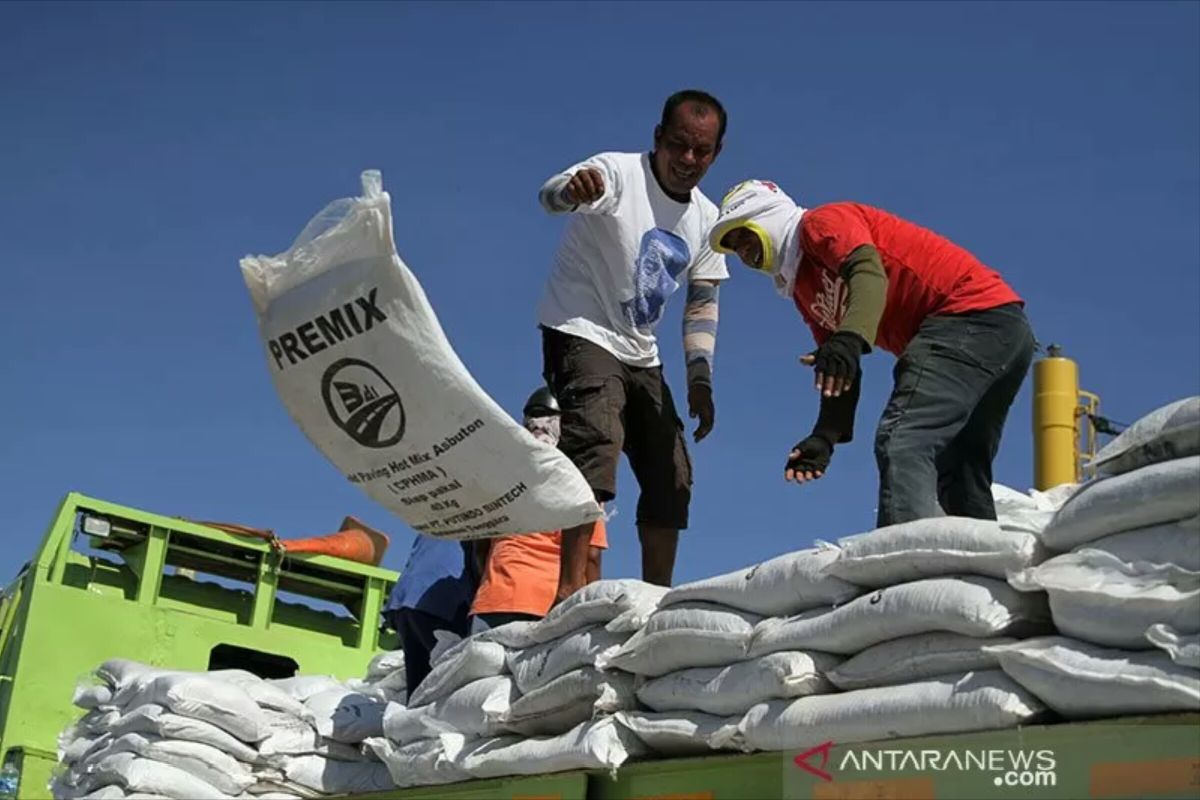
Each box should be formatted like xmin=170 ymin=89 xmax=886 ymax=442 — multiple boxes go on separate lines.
xmin=606 ymin=548 xmax=859 ymax=756
xmin=676 ymin=517 xmax=1055 ymax=755
xmin=55 ymin=660 xmax=393 ymax=799
xmin=999 ymin=397 xmax=1200 ymax=718
xmin=366 ymin=580 xmax=662 ymax=787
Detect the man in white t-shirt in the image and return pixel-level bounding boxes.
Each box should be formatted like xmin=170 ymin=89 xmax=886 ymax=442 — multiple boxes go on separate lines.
xmin=536 ymin=90 xmax=730 ymax=601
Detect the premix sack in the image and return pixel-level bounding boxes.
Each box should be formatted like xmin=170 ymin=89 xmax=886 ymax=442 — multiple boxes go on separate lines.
xmin=383 ymin=676 xmax=515 ymax=743
xmin=1093 ymin=397 xmax=1200 ymax=476
xmin=362 ymin=735 xmax=469 ymax=788
xmin=826 ymin=633 xmax=1015 ymax=691
xmin=1009 ymin=550 xmax=1200 ymax=649
xmin=635 ymin=651 xmax=839 ymax=716
xmin=507 ymin=626 xmax=627 ymax=694
xmin=282 ymin=756 xmax=394 ymax=796
xmin=531 ymin=580 xmax=668 ymax=643
xmin=822 ymin=517 xmax=1044 ymax=586
xmin=720 ymin=670 xmax=1043 ymax=754
xmin=750 ymin=577 xmax=1049 ymax=657
xmin=660 ymin=548 xmax=858 ymax=616
xmin=600 ymin=603 xmax=762 ymax=677
xmin=240 ymin=170 xmax=601 ymax=540
xmin=1078 ymin=516 xmax=1200 ymax=572
xmin=499 ymin=668 xmax=636 ymax=737
xmin=614 ymin=710 xmax=739 ymax=757
xmin=1041 ymin=456 xmax=1200 ymax=551
xmin=986 ymin=636 xmax=1200 ymax=717
xmin=455 ymin=717 xmax=647 ymax=780
xmin=408 ymin=639 xmax=507 ymax=707
xmin=1145 ymin=624 xmax=1200 ymax=669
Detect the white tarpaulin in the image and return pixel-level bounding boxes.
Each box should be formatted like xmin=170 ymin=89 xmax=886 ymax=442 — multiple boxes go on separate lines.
xmin=240 ymin=171 xmax=602 ymax=539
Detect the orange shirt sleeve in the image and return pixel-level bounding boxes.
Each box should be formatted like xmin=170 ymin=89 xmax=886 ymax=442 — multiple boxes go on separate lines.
xmin=588 ymin=517 xmax=608 ymax=549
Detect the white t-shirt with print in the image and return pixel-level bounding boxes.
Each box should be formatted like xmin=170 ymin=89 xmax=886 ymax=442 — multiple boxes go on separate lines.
xmin=536 ymin=151 xmax=729 ymax=368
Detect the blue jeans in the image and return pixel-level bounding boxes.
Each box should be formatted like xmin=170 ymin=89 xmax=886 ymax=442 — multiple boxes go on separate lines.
xmin=875 ymin=303 xmax=1035 ymax=527
xmin=470 ymin=611 xmax=542 ymax=635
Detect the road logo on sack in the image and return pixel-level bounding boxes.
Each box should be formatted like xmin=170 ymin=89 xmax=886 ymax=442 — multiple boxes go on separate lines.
xmin=791 ymin=741 xmax=1057 ymax=790
xmin=321 ymin=358 xmax=406 ymax=448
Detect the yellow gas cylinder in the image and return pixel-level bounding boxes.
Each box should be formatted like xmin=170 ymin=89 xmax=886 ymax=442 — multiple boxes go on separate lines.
xmin=1033 ymin=346 xmax=1080 ymax=490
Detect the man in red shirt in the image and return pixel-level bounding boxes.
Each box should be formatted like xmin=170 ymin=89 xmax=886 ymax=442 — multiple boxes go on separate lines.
xmin=709 ymin=180 xmax=1034 ymax=526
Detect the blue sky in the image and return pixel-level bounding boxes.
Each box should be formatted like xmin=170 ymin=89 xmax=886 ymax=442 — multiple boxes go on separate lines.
xmin=2 ymin=1 xmax=1197 ymax=591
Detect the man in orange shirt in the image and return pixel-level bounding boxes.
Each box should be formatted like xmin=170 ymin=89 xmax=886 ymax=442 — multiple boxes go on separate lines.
xmin=470 ymin=387 xmax=608 ymax=633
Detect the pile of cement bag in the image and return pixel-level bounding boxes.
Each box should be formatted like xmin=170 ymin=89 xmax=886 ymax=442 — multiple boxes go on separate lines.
xmin=364 ymin=580 xmax=661 ymax=787
xmin=54 ymin=659 xmax=401 ymax=799
xmin=994 ymin=397 xmax=1200 ymax=718
xmin=606 ymin=514 xmax=1055 ymax=756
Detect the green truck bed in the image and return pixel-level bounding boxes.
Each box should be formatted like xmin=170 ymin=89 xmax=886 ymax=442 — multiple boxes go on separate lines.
xmin=343 ymin=713 xmax=1200 ymax=800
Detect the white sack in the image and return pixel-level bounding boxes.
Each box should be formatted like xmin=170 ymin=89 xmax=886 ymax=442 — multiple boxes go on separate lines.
xmin=281 ymin=756 xmax=393 ymax=795
xmin=987 ymin=636 xmax=1200 ymax=717
xmin=1094 ymin=397 xmax=1200 ymax=476
xmin=1078 ymin=516 xmax=1200 ymax=571
xmin=1146 ymin=624 xmax=1200 ymax=669
xmin=721 ymin=670 xmax=1043 ymax=754
xmin=428 ymin=630 xmax=464 ymax=664
xmin=500 ymin=668 xmax=636 ymax=737
xmin=77 ymin=752 xmax=229 ymax=800
xmin=992 ymin=483 xmax=1078 ymax=536
xmin=267 ymin=676 xmax=344 ymax=703
xmin=363 ymin=735 xmax=469 ymax=788
xmin=533 ymin=580 xmax=668 ymax=642
xmin=302 ymin=689 xmax=385 ymax=744
xmin=239 ymin=170 xmax=601 ymax=540
xmin=456 ymin=717 xmax=647 ymax=779
xmin=366 ymin=650 xmax=405 ymax=681
xmin=601 ymin=603 xmax=762 ymax=677
xmin=209 ymin=671 xmax=312 ymax=721
xmin=823 ymin=517 xmax=1044 ymax=586
xmin=1042 ymin=456 xmax=1200 ymax=550
xmin=507 ymin=626 xmax=627 ymax=694
xmin=613 ymin=710 xmax=739 ymax=757
xmin=636 ymin=652 xmax=840 ymax=716
xmin=660 ymin=548 xmax=858 ymax=616
xmin=750 ymin=577 xmax=1049 ymax=657
xmin=1009 ymin=550 xmax=1200 ymax=649
xmin=383 ymin=676 xmax=515 ymax=743
xmin=107 ymin=705 xmax=261 ymax=764
xmin=73 ymin=684 xmax=114 ymax=710
xmin=826 ymin=633 xmax=1015 ymax=691
xmin=256 ymin=726 xmax=367 ymax=761
xmin=82 ymin=733 xmax=253 ymax=796
xmin=409 ymin=639 xmax=507 ymax=707
xmin=112 ymin=674 xmax=268 ymax=742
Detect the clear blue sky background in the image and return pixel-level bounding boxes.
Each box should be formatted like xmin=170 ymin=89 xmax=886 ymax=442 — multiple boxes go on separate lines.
xmin=3 ymin=1 xmax=1198 ymax=591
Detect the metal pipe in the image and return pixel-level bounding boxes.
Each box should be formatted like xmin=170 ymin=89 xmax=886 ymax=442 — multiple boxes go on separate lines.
xmin=1033 ymin=347 xmax=1080 ymax=490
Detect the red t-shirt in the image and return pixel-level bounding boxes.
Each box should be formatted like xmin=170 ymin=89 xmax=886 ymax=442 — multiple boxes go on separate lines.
xmin=793 ymin=202 xmax=1022 ymax=355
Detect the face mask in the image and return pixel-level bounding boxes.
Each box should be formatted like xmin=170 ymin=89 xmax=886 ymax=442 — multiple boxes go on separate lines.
xmin=709 ymin=179 xmax=807 ymax=298
xmin=525 ymin=415 xmax=561 ymax=447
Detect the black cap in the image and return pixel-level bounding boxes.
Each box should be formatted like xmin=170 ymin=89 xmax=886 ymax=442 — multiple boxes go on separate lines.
xmin=523 ymin=385 xmax=560 ymax=418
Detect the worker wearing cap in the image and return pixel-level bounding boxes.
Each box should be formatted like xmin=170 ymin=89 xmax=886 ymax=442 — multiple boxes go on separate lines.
xmin=709 ymin=180 xmax=1034 ymax=526
xmin=469 ymin=387 xmax=608 ymax=633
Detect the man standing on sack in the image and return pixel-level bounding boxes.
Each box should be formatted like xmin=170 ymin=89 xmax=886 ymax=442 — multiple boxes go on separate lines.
xmin=708 ymin=179 xmax=1035 ymax=526
xmin=536 ymin=89 xmax=730 ymax=601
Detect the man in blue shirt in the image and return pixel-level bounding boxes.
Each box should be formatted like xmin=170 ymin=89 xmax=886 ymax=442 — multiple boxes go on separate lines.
xmin=383 ymin=536 xmax=477 ymax=692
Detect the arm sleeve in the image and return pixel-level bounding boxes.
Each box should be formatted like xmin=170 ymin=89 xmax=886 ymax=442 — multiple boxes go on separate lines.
xmin=537 ymin=153 xmax=623 ymax=216
xmin=683 ymin=280 xmax=720 ymax=386
xmin=837 ymin=244 xmax=889 ymax=348
xmin=812 ymin=367 xmax=862 ymax=444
